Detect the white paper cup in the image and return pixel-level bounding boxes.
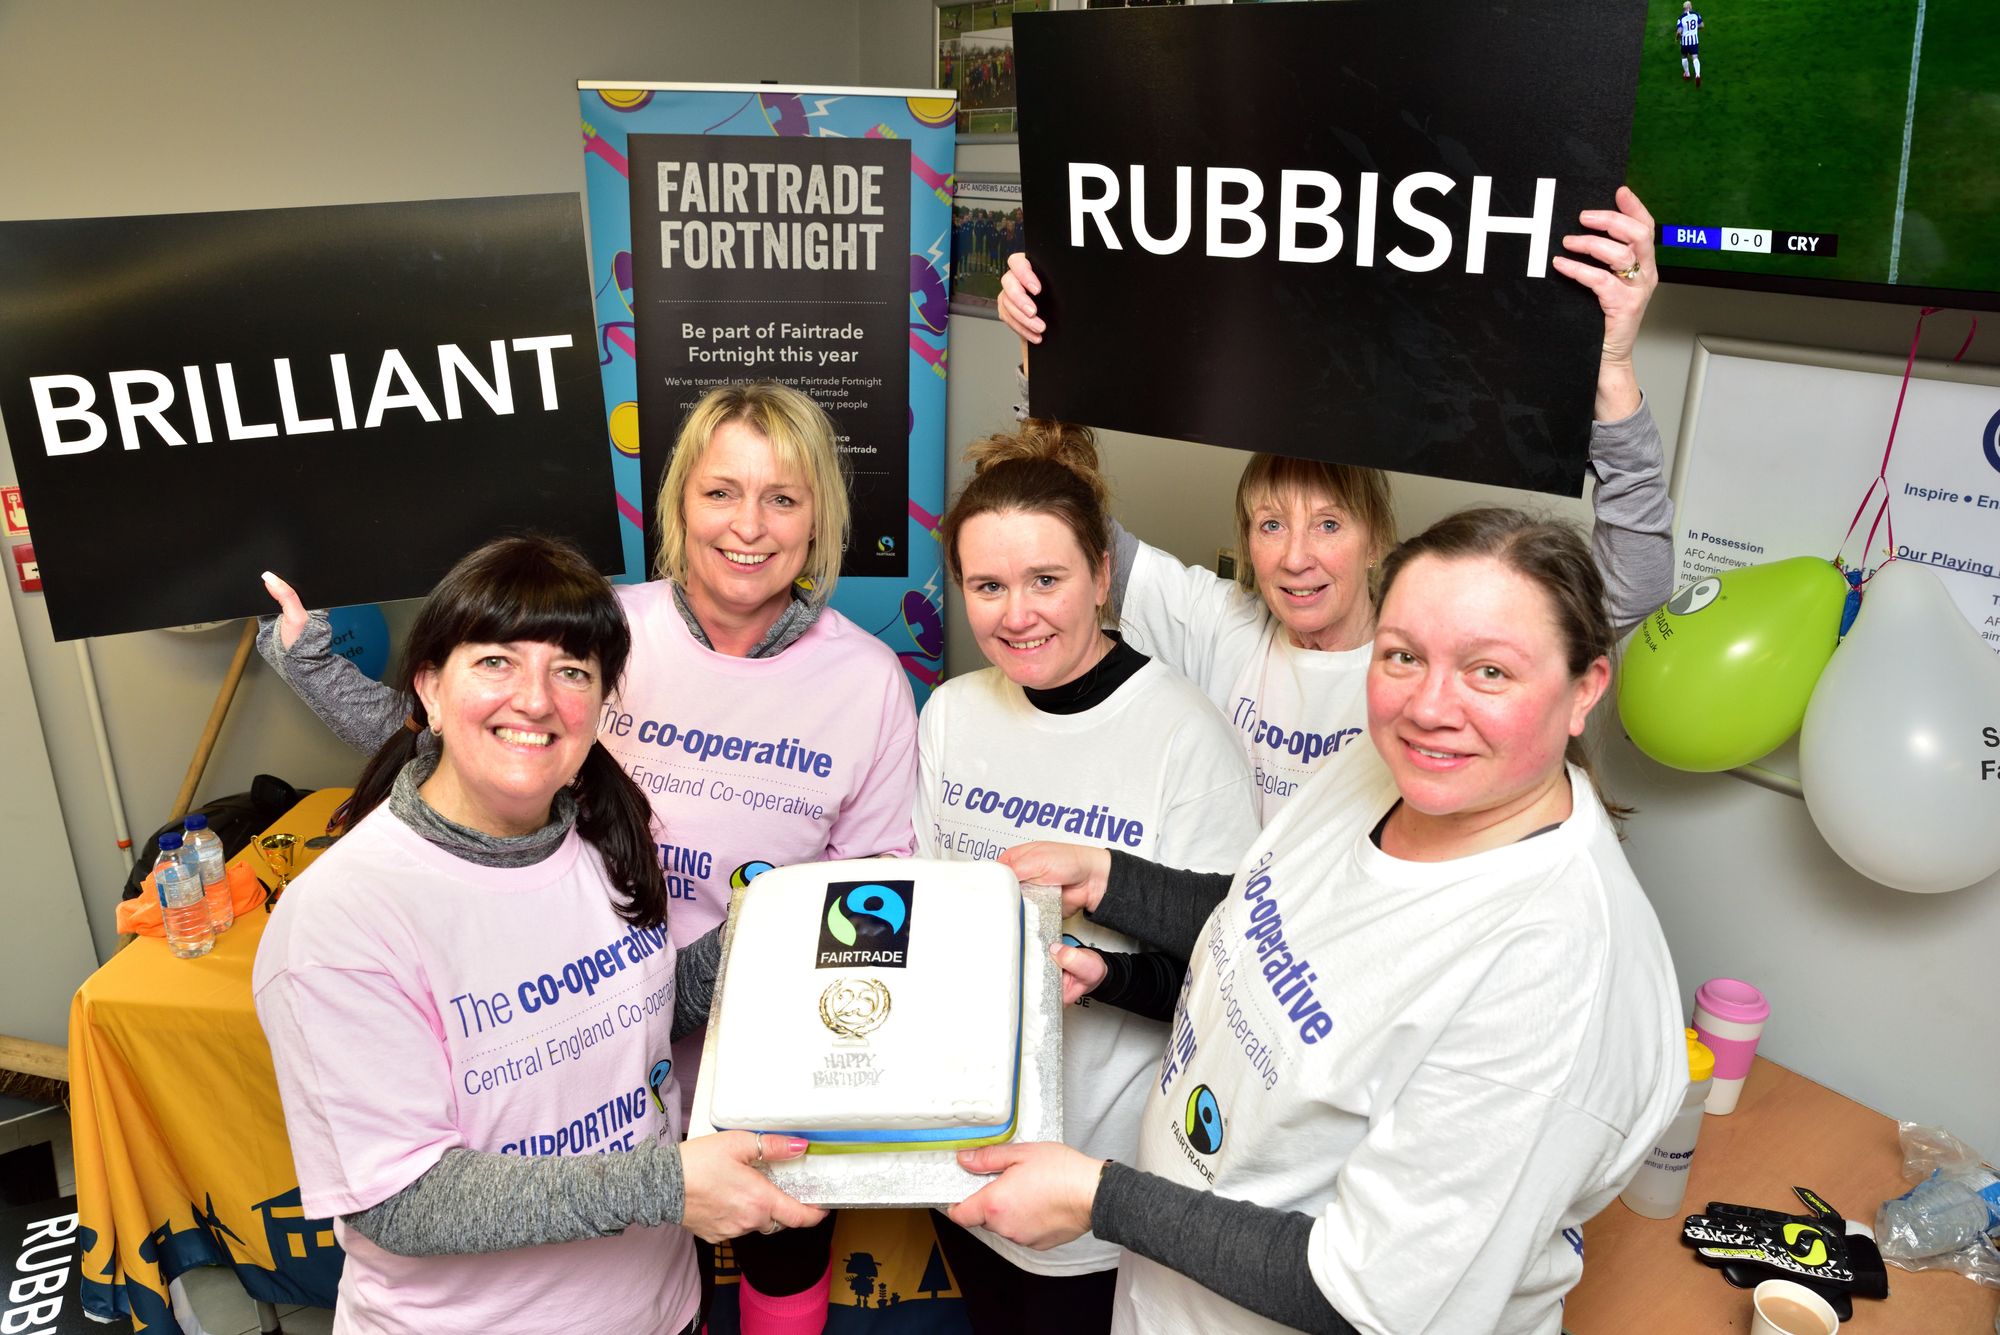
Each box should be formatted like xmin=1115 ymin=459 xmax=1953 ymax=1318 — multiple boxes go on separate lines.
xmin=1751 ymin=1279 xmax=1837 ymax=1335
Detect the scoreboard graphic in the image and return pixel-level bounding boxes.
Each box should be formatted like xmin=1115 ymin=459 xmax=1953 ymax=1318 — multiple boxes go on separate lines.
xmin=1659 ymin=225 xmax=1839 ymax=258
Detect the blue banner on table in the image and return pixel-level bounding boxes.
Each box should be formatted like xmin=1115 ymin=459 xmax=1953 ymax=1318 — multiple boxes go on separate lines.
xmin=0 ymin=196 xmax=618 ymax=639
xmin=1015 ymin=1 xmax=1646 ymax=497
xmin=579 ymin=84 xmax=957 ymax=699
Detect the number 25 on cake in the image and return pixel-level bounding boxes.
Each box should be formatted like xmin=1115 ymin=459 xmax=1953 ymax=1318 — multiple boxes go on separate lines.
xmin=689 ymin=857 xmax=1064 ymax=1206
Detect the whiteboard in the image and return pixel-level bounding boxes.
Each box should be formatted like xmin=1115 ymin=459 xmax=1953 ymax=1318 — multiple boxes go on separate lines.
xmin=1669 ymin=336 xmax=2000 ymax=789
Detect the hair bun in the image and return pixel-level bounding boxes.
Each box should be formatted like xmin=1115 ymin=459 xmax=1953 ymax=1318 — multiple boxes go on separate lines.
xmin=963 ymin=420 xmax=1108 ymax=508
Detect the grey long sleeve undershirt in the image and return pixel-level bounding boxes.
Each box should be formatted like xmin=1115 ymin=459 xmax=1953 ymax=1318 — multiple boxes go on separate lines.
xmin=1093 ymin=1162 xmax=1357 ymax=1335
xmin=1016 ymin=367 xmax=1676 ymax=635
xmin=1079 ymin=853 xmax=1358 ymax=1333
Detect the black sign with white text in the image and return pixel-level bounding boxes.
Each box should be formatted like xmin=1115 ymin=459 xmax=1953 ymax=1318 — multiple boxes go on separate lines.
xmin=629 ymin=133 xmax=911 ymax=578
xmin=0 ymin=195 xmax=618 ymax=640
xmin=1016 ymin=1 xmax=1646 ymax=496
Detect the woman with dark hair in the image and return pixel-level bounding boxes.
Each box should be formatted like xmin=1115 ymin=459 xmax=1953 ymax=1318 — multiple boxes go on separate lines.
xmin=953 ymin=508 xmax=1683 ymax=1335
xmin=252 ymin=535 xmax=823 ymax=1335
xmin=915 ymin=424 xmax=1258 ymax=1333
xmin=259 ymin=381 xmax=917 ymax=1331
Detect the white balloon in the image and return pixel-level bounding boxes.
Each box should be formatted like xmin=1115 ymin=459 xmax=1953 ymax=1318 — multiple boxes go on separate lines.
xmin=1800 ymin=561 xmax=2000 ymax=893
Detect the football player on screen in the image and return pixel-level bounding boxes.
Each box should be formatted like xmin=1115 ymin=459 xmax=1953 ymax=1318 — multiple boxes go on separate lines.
xmin=1675 ymin=2 xmax=1706 ymax=87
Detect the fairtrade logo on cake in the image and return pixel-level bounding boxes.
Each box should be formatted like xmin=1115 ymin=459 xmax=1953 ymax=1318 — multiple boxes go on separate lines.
xmin=817 ymin=880 xmax=915 ymax=968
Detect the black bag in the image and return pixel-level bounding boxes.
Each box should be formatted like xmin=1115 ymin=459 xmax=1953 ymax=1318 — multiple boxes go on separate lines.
xmin=121 ymin=774 xmax=312 ymax=900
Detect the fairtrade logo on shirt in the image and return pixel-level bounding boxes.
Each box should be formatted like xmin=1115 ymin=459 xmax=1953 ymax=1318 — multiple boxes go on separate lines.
xmin=1184 ymin=1084 xmax=1225 ymax=1154
xmin=816 ymin=881 xmax=914 ymax=968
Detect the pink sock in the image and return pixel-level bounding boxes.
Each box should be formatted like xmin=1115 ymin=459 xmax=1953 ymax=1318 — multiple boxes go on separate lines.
xmin=737 ymin=1264 xmax=831 ymax=1335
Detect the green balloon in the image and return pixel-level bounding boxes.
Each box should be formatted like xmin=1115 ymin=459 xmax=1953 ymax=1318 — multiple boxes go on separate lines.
xmin=1618 ymin=557 xmax=1848 ymax=772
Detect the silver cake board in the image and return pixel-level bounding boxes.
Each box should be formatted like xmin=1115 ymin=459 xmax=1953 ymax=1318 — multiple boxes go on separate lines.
xmin=688 ymin=882 xmax=1065 ymax=1209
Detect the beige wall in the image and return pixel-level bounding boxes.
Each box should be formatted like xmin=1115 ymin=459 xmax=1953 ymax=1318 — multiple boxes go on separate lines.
xmin=0 ymin=0 xmax=870 ymax=983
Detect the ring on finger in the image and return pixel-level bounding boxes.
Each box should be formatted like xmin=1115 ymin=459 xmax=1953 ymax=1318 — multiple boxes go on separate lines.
xmin=751 ymin=1135 xmax=766 ymax=1167
xmin=1612 ymin=260 xmax=1643 ymax=280
xmin=760 ymin=1219 xmax=783 ymax=1235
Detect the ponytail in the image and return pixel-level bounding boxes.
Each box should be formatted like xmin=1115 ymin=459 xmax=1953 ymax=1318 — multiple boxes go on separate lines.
xmin=572 ymin=741 xmax=668 ymax=930
xmin=337 ymin=711 xmax=427 ymax=833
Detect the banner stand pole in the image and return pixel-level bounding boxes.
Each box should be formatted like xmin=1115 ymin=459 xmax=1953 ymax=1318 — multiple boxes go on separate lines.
xmin=169 ymin=619 xmax=259 ymax=822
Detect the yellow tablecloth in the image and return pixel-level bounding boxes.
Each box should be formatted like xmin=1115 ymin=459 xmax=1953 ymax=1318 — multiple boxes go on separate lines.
xmin=69 ymin=789 xmax=348 ymax=1330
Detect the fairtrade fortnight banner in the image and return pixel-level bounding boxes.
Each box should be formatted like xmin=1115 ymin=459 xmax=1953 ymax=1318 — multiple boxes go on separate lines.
xmin=1016 ymin=0 xmax=1647 ymax=497
xmin=0 ymin=195 xmax=618 ymax=640
xmin=578 ymin=83 xmax=956 ymax=697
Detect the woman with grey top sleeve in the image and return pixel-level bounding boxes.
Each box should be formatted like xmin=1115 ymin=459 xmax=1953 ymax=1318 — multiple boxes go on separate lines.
xmin=998 ymin=187 xmax=1677 ymax=825
xmin=250 ymin=536 xmax=822 ymax=1335
xmin=946 ymin=508 xmax=1686 ymax=1335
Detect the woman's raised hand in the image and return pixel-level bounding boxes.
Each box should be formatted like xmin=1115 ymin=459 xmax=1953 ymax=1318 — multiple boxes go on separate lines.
xmin=998 ymin=251 xmax=1046 ymax=374
xmin=260 ymin=571 xmax=310 ymax=651
xmin=1552 ymin=184 xmax=1657 ymax=421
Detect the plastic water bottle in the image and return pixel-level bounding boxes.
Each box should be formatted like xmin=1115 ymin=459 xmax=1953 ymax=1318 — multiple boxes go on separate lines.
xmin=1621 ymin=1029 xmax=1715 ymax=1218
xmin=1878 ymin=1167 xmax=2000 ymax=1260
xmin=153 ymin=832 xmax=214 ymax=959
xmin=181 ymin=813 xmax=233 ymax=933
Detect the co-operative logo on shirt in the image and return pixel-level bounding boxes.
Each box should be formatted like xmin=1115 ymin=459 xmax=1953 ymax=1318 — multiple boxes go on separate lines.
xmin=1184 ymin=1084 xmax=1224 ymax=1155
xmin=816 ymin=880 xmax=915 ymax=968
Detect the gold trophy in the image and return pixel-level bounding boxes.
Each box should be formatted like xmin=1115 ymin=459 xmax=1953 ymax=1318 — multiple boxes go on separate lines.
xmin=256 ymin=832 xmax=299 ymax=912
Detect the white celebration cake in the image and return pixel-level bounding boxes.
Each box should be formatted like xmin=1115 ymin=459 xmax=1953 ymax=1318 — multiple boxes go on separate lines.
xmin=707 ymin=858 xmax=1024 ymax=1150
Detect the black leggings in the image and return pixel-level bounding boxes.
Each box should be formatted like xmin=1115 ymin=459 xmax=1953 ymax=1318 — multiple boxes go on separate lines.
xmin=929 ymin=1210 xmax=1117 ymax=1335
xmin=700 ymin=1210 xmax=840 ymax=1321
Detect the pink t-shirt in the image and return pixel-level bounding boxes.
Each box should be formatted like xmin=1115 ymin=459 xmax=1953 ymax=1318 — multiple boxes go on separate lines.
xmin=604 ymin=584 xmax=920 ymax=1097
xmin=252 ymin=807 xmax=697 ymax=1335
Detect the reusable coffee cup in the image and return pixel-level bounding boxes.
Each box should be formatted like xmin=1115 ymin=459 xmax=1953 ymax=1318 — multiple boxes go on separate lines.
xmin=1691 ymin=977 xmax=1768 ymax=1115
xmin=1751 ymin=1278 xmax=1837 ymax=1335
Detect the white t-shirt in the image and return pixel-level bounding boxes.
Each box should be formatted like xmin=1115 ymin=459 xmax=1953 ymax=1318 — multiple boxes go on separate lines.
xmin=252 ymin=807 xmax=697 ymax=1335
xmin=916 ymin=659 xmax=1259 ymax=1275
xmin=1114 ymin=763 xmax=1683 ymax=1335
xmin=1118 ymin=541 xmax=1374 ymax=824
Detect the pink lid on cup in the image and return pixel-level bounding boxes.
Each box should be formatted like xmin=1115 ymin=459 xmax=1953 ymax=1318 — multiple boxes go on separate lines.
xmin=1695 ymin=978 xmax=1768 ymax=1023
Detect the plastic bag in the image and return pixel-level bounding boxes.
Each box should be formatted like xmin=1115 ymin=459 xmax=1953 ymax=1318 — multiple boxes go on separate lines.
xmin=1874 ymin=1122 xmax=2000 ymax=1288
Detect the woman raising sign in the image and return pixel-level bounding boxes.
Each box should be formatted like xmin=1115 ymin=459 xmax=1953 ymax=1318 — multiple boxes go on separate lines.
xmin=998 ymin=187 xmax=1676 ymax=823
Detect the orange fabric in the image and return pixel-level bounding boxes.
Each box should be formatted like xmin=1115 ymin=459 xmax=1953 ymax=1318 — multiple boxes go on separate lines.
xmin=116 ymin=861 xmax=269 ymax=936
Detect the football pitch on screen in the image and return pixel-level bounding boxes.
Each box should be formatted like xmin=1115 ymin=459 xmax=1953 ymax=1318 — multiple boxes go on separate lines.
xmin=1629 ymin=0 xmax=2000 ymax=293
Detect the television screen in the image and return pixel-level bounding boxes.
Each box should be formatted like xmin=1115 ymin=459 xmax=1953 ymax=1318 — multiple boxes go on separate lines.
xmin=1626 ymin=0 xmax=2000 ymax=309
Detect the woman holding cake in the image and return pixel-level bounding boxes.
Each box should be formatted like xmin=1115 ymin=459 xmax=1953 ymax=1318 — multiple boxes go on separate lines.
xmin=253 ymin=535 xmax=826 ymax=1335
xmin=994 ymin=186 xmax=1674 ymax=825
xmin=914 ymin=425 xmax=1261 ymax=1332
xmin=954 ymin=508 xmax=1684 ymax=1335
xmin=257 ymin=381 xmax=916 ymax=1332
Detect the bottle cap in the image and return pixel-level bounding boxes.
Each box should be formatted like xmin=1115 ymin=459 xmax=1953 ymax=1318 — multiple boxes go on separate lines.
xmin=158 ymin=831 xmax=184 ymax=851
xmin=1685 ymin=1027 xmax=1716 ymax=1083
xmin=183 ymin=813 xmax=209 ymax=831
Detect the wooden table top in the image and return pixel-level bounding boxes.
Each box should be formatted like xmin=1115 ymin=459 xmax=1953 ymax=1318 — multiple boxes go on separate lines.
xmin=1564 ymin=1057 xmax=1999 ymax=1332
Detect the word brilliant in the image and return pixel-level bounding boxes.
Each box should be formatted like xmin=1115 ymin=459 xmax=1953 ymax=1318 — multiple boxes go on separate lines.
xmin=29 ymin=336 xmax=576 ymax=457
xmin=1068 ymin=164 xmax=1557 ymax=276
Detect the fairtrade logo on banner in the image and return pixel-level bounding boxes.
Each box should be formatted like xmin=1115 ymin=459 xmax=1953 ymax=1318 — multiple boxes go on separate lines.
xmin=1015 ymin=0 xmax=1648 ymax=497
xmin=0 ymin=195 xmax=619 ymax=640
